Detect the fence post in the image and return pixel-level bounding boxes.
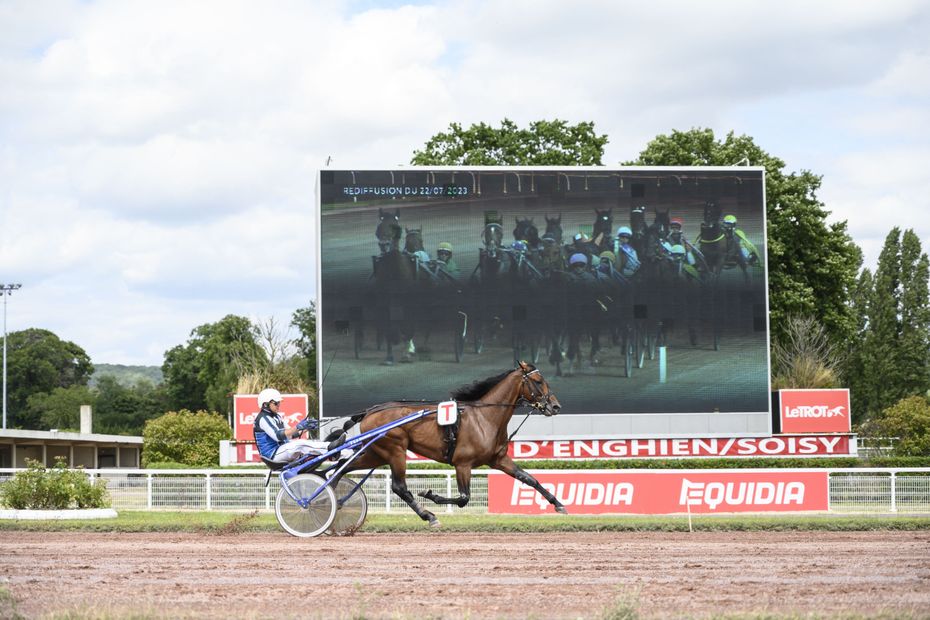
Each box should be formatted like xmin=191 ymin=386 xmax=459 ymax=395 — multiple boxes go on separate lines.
xmin=205 ymin=473 xmax=212 ymax=511
xmin=446 ymin=472 xmax=453 ymax=513
xmin=890 ymin=471 xmax=897 ymax=513
xmin=385 ymin=471 xmax=391 ymax=512
xmin=146 ymin=473 xmax=153 ymax=510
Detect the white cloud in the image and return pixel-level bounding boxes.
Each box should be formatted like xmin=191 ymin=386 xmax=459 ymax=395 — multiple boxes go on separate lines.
xmin=1 ymin=0 xmax=929 ymax=363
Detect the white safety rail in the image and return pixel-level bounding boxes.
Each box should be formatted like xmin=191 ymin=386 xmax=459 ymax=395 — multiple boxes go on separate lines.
xmin=0 ymin=468 xmax=927 ymax=514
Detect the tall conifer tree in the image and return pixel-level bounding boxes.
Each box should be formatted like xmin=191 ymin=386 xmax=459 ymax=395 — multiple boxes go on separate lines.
xmin=851 ymin=228 xmax=930 ymax=420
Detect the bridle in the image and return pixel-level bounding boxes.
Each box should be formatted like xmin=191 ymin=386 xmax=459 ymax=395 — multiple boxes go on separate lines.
xmin=517 ymin=368 xmax=555 ymax=414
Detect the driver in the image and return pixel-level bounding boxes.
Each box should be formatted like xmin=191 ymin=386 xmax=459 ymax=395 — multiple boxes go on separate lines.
xmin=253 ymin=388 xmax=330 ymax=465
xmin=435 ymin=242 xmax=460 ymax=279
xmin=722 ymin=214 xmax=760 ymax=265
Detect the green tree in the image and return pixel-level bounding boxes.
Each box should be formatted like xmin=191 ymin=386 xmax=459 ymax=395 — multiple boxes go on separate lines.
xmin=291 ymin=302 xmax=317 ymax=388
xmin=24 ymin=385 xmax=96 ymax=431
xmin=627 ymin=128 xmax=862 ymax=348
xmin=4 ymin=329 xmax=94 ymax=429
xmin=141 ymin=409 xmax=232 ymax=467
xmin=94 ymin=376 xmax=169 ymax=435
xmin=869 ymin=395 xmax=930 ymax=456
xmin=162 ymin=315 xmax=265 ymax=413
xmin=412 ymin=119 xmax=608 ymax=166
xmin=845 ymin=268 xmax=874 ymax=421
xmin=851 ymin=228 xmax=930 ymax=420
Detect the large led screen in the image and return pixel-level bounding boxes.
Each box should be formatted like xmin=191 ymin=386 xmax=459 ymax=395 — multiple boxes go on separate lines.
xmin=318 ymin=168 xmax=769 ymax=423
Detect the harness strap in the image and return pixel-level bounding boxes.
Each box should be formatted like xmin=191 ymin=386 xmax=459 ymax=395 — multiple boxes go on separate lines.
xmin=443 ymin=417 xmax=460 ymax=464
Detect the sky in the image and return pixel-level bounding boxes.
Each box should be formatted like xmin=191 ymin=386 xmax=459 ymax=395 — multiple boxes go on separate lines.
xmin=1 ymin=0 xmax=929 ymax=366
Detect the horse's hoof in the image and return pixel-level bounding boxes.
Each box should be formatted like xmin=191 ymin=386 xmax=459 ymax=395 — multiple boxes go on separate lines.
xmin=555 ymin=505 xmax=568 ymax=514
xmin=380 ymin=360 xmax=394 ymax=366
xmin=429 ymin=518 xmax=442 ymax=528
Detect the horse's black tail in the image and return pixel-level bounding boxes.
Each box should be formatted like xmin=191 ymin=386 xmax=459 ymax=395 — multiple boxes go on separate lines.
xmin=345 ymin=412 xmax=366 ymax=431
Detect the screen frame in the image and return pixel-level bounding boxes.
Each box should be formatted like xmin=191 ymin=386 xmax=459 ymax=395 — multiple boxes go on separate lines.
xmin=315 ymin=165 xmax=772 ymax=439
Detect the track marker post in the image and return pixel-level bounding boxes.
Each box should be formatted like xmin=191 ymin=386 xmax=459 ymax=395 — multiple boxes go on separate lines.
xmin=659 ymin=345 xmax=667 ymax=383
xmin=685 ymin=499 xmax=694 ymax=534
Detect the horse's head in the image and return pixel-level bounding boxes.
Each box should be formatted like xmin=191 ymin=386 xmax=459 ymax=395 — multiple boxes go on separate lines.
xmin=544 ymin=214 xmax=563 ymax=244
xmin=517 ymin=361 xmax=561 ymax=416
xmin=513 ymin=217 xmax=539 ymax=248
xmin=630 ymin=205 xmax=647 ymax=235
xmin=652 ymin=208 xmax=670 ymax=241
xmin=376 ymin=209 xmax=401 ymax=254
xmin=404 ymin=227 xmax=424 ymax=253
xmin=703 ymin=200 xmax=721 ymax=225
xmin=483 ymin=222 xmax=503 ymax=252
xmin=593 ymin=208 xmax=613 ymax=239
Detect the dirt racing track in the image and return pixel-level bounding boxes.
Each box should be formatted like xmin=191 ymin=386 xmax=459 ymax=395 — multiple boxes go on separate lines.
xmin=3 ymin=530 xmax=929 ymax=619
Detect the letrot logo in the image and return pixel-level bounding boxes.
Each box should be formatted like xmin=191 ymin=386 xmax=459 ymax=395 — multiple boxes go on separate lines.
xmin=779 ymin=389 xmax=851 ymax=434
xmin=784 ymin=405 xmax=846 ymax=418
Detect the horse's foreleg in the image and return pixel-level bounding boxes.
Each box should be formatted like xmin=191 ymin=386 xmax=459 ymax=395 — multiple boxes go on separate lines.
xmin=493 ymin=457 xmax=567 ymax=514
xmin=419 ymin=466 xmax=471 ymax=508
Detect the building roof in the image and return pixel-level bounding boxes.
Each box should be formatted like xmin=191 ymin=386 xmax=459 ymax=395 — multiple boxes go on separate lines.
xmin=0 ymin=429 xmax=143 ymax=444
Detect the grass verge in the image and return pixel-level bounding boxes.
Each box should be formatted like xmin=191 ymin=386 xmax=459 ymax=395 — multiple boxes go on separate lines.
xmin=0 ymin=511 xmax=928 ymax=533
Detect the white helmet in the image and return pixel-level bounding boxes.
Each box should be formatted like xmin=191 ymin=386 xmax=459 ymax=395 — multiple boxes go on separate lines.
xmin=257 ymin=388 xmax=283 ymax=408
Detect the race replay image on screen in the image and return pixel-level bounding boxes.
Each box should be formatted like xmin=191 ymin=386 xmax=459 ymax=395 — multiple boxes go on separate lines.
xmin=318 ymin=168 xmax=770 ymax=422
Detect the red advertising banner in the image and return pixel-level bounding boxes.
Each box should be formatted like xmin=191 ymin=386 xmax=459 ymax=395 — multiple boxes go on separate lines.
xmin=779 ymin=389 xmax=851 ymax=434
xmin=488 ymin=470 xmax=830 ymax=515
xmin=233 ymin=394 xmax=309 ymax=463
xmin=404 ymin=435 xmax=854 ymax=462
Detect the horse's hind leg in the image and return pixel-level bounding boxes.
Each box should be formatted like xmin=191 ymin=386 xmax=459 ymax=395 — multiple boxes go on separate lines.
xmin=419 ymin=466 xmax=471 ymax=508
xmin=492 ymin=456 xmax=567 ymax=514
xmin=387 ymin=456 xmax=439 ymax=527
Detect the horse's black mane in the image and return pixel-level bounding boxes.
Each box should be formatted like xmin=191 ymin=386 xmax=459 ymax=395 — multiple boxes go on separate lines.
xmin=451 ymin=369 xmax=515 ymax=401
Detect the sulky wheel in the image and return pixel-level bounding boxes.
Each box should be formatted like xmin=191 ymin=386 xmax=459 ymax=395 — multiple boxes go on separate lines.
xmin=274 ymin=473 xmax=337 ymax=538
xmin=326 ymin=478 xmax=369 ymax=536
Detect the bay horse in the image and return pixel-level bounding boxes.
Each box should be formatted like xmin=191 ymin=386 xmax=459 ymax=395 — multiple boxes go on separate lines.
xmin=469 ymin=216 xmax=507 ymax=353
xmin=629 ymin=205 xmax=648 ymax=259
xmin=591 ymin=207 xmax=613 ymax=253
xmin=698 ymin=200 xmax=737 ymax=281
xmin=404 ymin=227 xmax=424 ymax=254
xmin=543 ymin=213 xmax=563 ymax=244
xmin=513 ymin=217 xmax=541 ymax=250
xmin=372 ymin=210 xmax=419 ymax=364
xmin=376 ymin=207 xmax=401 ymax=255
xmin=343 ymin=362 xmax=564 ymax=527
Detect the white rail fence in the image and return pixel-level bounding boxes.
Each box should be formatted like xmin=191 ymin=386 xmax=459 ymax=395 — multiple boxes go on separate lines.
xmin=1 ymin=468 xmax=928 ymax=514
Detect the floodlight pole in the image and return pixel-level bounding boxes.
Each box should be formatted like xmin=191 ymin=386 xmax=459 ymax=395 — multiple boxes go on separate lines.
xmin=2 ymin=283 xmax=22 ymax=430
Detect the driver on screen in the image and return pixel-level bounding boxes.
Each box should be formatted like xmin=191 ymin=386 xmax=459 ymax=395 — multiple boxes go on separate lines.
xmin=435 ymin=242 xmax=460 ymax=279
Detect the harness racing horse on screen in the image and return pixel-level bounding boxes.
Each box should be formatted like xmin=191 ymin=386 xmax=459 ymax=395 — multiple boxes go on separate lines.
xmin=342 ymin=362 xmax=565 ymax=526
xmin=513 ymin=217 xmax=541 ymax=250
xmin=591 ymin=208 xmax=614 ymax=253
xmin=468 ymin=215 xmax=508 ymax=353
xmin=697 ymin=200 xmax=753 ymax=285
xmin=372 ymin=209 xmax=418 ymax=364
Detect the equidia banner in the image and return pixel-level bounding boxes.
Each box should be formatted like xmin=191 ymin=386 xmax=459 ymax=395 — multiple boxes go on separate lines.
xmin=488 ymin=470 xmax=829 ymax=514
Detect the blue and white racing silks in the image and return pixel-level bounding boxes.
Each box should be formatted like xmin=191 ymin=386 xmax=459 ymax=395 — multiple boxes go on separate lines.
xmin=253 ymin=407 xmax=288 ymax=459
